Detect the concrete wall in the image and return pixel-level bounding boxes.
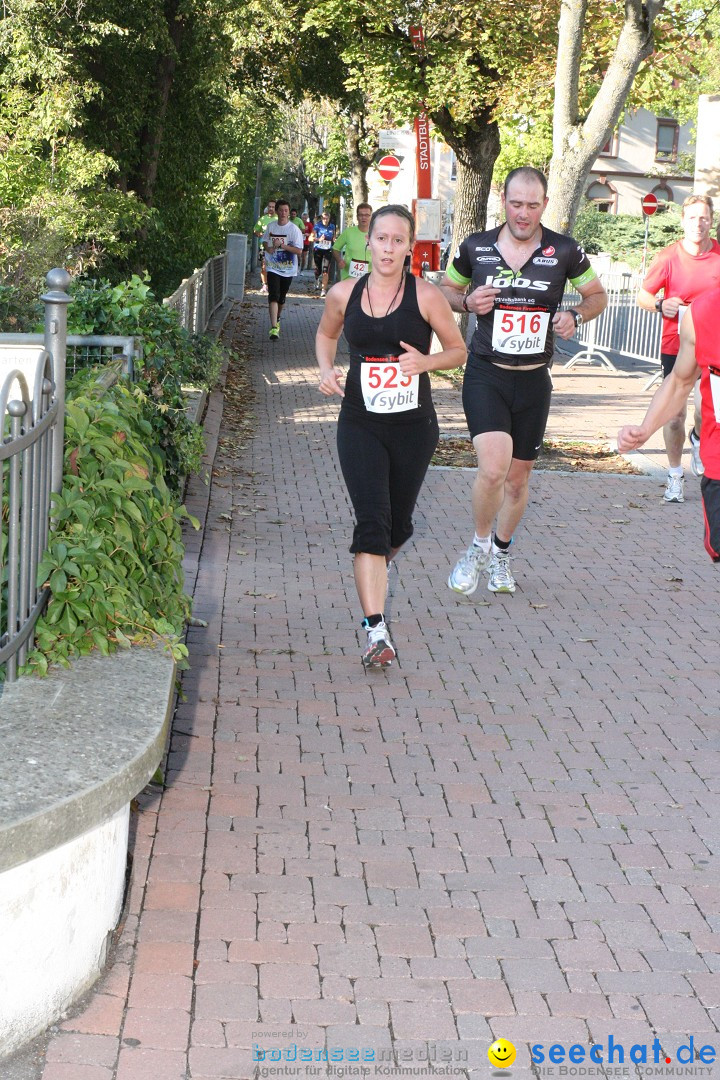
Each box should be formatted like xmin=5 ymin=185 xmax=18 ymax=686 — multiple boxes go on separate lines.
xmin=0 ymin=807 xmax=129 ymax=1057
xmin=695 ymin=95 xmax=720 ymax=200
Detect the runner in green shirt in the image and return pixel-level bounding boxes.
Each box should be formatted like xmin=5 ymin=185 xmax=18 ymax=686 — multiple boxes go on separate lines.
xmin=332 ymin=203 xmax=373 ymax=281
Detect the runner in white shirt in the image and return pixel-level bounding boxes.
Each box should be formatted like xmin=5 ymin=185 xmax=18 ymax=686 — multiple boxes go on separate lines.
xmin=261 ymin=199 xmax=304 ymax=340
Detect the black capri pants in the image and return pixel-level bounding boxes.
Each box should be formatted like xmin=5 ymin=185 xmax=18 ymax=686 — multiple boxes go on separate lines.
xmin=337 ymin=411 xmax=439 ymax=555
xmin=702 ymin=477 xmax=720 ymax=562
xmin=267 ymin=272 xmax=293 ymax=305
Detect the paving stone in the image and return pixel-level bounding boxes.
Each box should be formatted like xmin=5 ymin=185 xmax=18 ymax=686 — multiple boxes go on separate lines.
xmin=45 ymin=1034 xmax=118 ymax=1067
xmin=33 ymin=288 xmax=720 ymax=1080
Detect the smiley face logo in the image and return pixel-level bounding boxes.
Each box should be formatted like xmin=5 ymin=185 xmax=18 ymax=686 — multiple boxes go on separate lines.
xmin=488 ymin=1039 xmax=517 ymax=1068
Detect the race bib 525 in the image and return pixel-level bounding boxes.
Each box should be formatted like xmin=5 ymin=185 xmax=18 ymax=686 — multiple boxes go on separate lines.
xmin=361 ymin=358 xmax=418 ymax=414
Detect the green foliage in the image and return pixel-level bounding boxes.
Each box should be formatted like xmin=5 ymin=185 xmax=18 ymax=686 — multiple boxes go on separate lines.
xmin=21 ymin=377 xmax=196 ymax=675
xmin=66 ymin=274 xmax=223 ymax=488
xmin=0 ymin=283 xmax=41 ymax=332
xmin=574 ymin=206 xmax=684 ymax=269
xmin=0 ymin=0 xmax=286 ymax=294
xmin=494 ymin=116 xmax=553 ymax=186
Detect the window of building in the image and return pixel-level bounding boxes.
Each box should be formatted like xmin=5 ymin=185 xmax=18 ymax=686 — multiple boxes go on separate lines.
xmin=656 ymin=120 xmax=679 ymax=163
xmin=450 ymin=152 xmax=457 ymax=182
xmin=599 ymin=132 xmax=618 ymax=158
xmin=651 ymin=182 xmax=674 ymax=210
xmin=586 ymin=180 xmax=616 ymax=213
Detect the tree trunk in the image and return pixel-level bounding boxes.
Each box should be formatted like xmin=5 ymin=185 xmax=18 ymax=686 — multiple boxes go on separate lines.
xmin=432 ymin=106 xmax=501 ymax=255
xmin=345 ymin=116 xmax=376 ymax=208
xmin=135 ymin=0 xmax=185 ymax=209
xmin=546 ymin=0 xmax=666 ymax=233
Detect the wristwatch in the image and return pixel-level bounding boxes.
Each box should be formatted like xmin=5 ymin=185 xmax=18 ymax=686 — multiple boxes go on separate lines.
xmin=655 ymin=298 xmax=664 ymax=314
xmin=462 ymin=293 xmax=470 ymax=312
xmin=569 ymin=308 xmax=583 ymax=328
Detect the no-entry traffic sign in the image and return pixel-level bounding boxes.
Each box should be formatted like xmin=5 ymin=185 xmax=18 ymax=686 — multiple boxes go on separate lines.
xmin=377 ymin=155 xmax=401 ymax=181
xmin=641 ymin=192 xmax=658 ymax=216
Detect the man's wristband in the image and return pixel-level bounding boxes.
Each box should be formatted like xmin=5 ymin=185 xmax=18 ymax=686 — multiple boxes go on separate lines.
xmin=462 ymin=293 xmax=470 ymax=312
xmin=655 ymin=298 xmax=664 ymax=314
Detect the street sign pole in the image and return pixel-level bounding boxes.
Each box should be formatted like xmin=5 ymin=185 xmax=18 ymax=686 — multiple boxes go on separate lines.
xmin=640 ymin=193 xmax=658 ymax=277
xmin=642 ymin=215 xmax=650 ymax=276
xmin=409 ymin=25 xmax=440 ymax=275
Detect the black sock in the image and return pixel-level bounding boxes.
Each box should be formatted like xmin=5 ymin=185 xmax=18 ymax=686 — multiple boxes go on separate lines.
xmin=493 ymin=535 xmax=511 ymax=552
xmin=362 ymin=614 xmax=383 ymax=629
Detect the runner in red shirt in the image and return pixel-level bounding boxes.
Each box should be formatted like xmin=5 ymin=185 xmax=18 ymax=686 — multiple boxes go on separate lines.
xmin=619 ymin=287 xmax=720 ymax=561
xmin=637 ymin=195 xmax=720 ymax=501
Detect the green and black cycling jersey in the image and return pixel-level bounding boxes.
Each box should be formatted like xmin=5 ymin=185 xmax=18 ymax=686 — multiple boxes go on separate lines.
xmin=447 ymin=225 xmax=597 ymax=367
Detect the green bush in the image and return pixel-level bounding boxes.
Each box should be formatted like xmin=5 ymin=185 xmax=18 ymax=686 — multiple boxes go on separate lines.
xmin=22 ymin=374 xmax=197 ymax=676
xmin=574 ymin=206 xmax=684 ymax=270
xmin=66 ymin=274 xmax=224 ymax=490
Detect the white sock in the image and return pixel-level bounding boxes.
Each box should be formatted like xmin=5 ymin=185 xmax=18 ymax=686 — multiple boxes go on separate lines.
xmin=668 ymin=466 xmax=684 ymax=477
xmin=472 ymin=534 xmax=491 ymax=551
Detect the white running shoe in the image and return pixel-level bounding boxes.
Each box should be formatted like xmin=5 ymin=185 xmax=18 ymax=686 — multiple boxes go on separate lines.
xmin=487 ymin=551 xmax=516 ymax=593
xmin=448 ymin=544 xmax=492 ymax=596
xmin=689 ymin=429 xmax=705 ymax=478
xmin=362 ymin=620 xmax=395 ymax=668
xmin=663 ymin=473 xmax=685 ymax=503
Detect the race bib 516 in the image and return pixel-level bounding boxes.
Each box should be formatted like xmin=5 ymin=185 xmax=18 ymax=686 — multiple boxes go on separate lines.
xmin=492 ymin=307 xmax=550 ymax=356
xmin=361 ymin=358 xmax=418 ymax=414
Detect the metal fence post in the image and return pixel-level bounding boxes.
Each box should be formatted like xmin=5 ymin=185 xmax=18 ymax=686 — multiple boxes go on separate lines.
xmin=41 ymin=268 xmax=72 ymax=495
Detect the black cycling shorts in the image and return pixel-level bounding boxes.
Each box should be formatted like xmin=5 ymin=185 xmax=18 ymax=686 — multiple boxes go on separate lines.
xmin=314 ymin=248 xmax=333 ymax=274
xmin=267 ymin=272 xmax=293 ymax=305
xmin=336 ymin=411 xmax=439 ymax=555
xmin=702 ymin=477 xmax=720 ymax=562
xmin=661 ymin=352 xmax=678 ymax=379
xmin=462 ymin=357 xmax=553 ymax=461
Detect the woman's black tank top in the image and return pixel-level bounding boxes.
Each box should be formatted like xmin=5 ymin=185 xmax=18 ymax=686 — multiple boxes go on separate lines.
xmin=341 ymin=272 xmax=435 ymax=422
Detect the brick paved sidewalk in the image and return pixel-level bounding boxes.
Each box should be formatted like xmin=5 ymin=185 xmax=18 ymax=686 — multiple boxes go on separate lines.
xmin=34 ymin=276 xmax=720 ymax=1080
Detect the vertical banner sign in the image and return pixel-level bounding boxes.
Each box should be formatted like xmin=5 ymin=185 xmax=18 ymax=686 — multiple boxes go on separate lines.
xmin=409 ymin=25 xmax=440 ymax=274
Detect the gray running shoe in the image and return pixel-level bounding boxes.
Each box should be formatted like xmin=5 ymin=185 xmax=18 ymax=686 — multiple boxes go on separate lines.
xmin=663 ymin=473 xmax=684 ymax=502
xmin=689 ymin=428 xmax=705 ymax=477
xmin=362 ymin=621 xmax=395 ymax=668
xmin=448 ymin=544 xmax=492 ymax=595
xmin=487 ymin=551 xmax=516 ymax=593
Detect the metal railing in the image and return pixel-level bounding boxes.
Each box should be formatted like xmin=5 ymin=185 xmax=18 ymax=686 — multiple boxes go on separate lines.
xmin=163 ymin=253 xmax=228 ymax=334
xmin=562 ymin=271 xmax=662 ymax=376
xmin=0 ymin=270 xmax=71 ymax=680
xmin=0 ymin=335 xmax=137 ymax=381
xmin=0 ymin=274 xmax=138 ymax=680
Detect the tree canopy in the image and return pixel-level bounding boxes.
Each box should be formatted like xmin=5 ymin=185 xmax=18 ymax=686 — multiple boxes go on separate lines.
xmin=1 ymin=0 xmax=718 ymax=298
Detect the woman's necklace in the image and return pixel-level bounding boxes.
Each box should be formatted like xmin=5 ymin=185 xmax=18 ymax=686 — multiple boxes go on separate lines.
xmin=365 ymin=273 xmax=405 ymax=319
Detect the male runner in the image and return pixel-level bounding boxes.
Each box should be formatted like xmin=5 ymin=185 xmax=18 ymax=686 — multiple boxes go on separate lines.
xmin=260 ymin=199 xmax=304 ymax=340
xmin=619 ymin=287 xmax=720 ymax=561
xmin=311 ymin=211 xmax=336 ymax=296
xmin=333 ymin=203 xmax=373 ymax=281
xmin=637 ymin=195 xmax=720 ymax=501
xmin=442 ymin=166 xmax=607 ymax=596
xmin=254 ymin=199 xmax=277 ymax=295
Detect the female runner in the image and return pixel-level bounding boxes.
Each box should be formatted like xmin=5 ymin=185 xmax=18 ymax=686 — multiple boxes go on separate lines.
xmin=316 ymin=205 xmax=466 ymax=667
